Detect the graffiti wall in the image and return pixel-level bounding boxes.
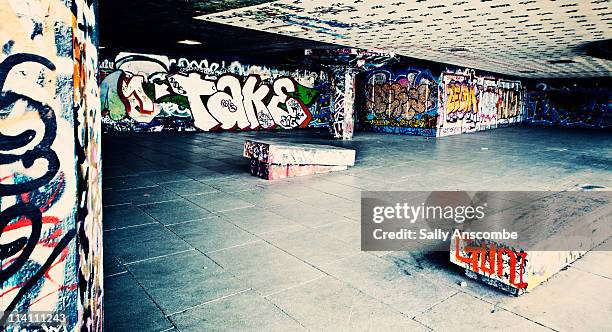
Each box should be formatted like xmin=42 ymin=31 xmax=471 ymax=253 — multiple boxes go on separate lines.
xmin=361 ymin=68 xmax=438 ymax=136
xmin=437 ymin=72 xmax=525 ymax=137
xmin=0 ymin=0 xmax=102 ymax=330
xmin=526 ymin=83 xmax=611 ymax=129
xmin=359 ymin=68 xmax=524 ymax=137
xmin=100 ymin=53 xmax=332 ymax=132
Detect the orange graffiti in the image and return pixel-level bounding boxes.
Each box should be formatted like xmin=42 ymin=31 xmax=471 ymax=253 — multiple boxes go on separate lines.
xmin=454 ymin=238 xmax=528 ymax=289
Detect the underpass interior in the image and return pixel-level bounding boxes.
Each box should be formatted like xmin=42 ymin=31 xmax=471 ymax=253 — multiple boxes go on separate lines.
xmin=1 ymin=0 xmax=611 ymax=331
xmin=102 ymin=127 xmax=611 ymax=331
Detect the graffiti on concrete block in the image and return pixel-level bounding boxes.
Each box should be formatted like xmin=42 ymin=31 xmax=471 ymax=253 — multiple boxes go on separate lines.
xmin=362 ymin=68 xmax=438 ymax=134
xmin=101 ymin=53 xmax=331 ymax=132
xmin=452 ymin=238 xmax=528 ymax=292
xmin=526 ymin=83 xmax=611 ymax=128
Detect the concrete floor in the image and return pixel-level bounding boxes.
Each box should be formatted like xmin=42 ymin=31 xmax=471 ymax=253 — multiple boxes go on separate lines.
xmin=102 ymin=126 xmax=612 ymax=332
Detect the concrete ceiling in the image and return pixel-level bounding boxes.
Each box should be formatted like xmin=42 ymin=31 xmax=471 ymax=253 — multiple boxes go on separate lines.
xmin=197 ymin=0 xmax=612 ymax=78
xmin=98 ymin=0 xmax=338 ymax=62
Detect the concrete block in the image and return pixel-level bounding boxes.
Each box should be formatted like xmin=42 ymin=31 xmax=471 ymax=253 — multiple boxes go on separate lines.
xmin=243 ymin=140 xmax=355 ymax=166
xmin=244 ymin=140 xmax=355 ymax=180
xmin=450 ymin=191 xmax=612 ymax=295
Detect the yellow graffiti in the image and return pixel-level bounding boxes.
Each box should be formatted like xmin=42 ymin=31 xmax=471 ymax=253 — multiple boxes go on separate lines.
xmin=446 ymin=83 xmax=478 ymax=117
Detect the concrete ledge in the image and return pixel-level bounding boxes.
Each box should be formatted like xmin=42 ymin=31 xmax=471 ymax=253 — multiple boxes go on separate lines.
xmin=244 ymin=140 xmax=355 ymax=166
xmin=244 ymin=140 xmax=355 ymax=180
xmin=450 ymin=191 xmax=612 ymax=295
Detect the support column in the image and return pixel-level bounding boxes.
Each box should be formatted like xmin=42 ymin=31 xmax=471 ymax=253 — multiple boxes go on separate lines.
xmin=329 ymin=66 xmax=358 ymax=140
xmin=0 ymin=0 xmax=103 ymax=330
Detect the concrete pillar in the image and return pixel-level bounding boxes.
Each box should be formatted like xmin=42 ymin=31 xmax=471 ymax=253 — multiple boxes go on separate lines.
xmin=0 ymin=0 xmax=103 ymax=330
xmin=330 ymin=66 xmax=358 ymax=140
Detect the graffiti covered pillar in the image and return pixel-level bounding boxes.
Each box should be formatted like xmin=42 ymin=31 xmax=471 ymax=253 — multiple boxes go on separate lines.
xmin=0 ymin=0 xmax=103 ymax=330
xmin=330 ymin=66 xmax=358 ymax=140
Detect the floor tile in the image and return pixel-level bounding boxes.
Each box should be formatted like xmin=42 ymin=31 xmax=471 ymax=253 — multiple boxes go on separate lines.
xmin=139 ymin=198 xmax=215 ymax=225
xmin=160 ymin=180 xmax=220 ymax=196
xmin=128 ymin=250 xmax=248 ymax=315
xmin=414 ymin=292 xmax=551 ymax=331
xmin=267 ymin=276 xmax=428 ymax=331
xmin=168 ymin=217 xmax=257 ymax=253
xmin=322 ymin=253 xmax=458 ymax=317
xmin=103 ymin=203 xmax=156 ymax=230
xmin=185 ymin=192 xmax=255 ymax=212
xmin=207 ymin=241 xmax=324 ymax=296
xmin=104 ymin=186 xmax=181 ymax=206
xmin=105 ymin=222 xmax=192 ymax=263
xmin=169 ymin=290 xmax=305 ymax=332
xmin=499 ymin=268 xmax=612 ymax=332
xmin=264 ymin=228 xmax=361 ymax=267
xmin=104 ymin=273 xmax=173 ymax=332
xmin=217 ymin=207 xmax=302 ymax=235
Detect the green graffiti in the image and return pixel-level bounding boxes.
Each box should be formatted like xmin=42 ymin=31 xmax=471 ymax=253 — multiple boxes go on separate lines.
xmin=157 ymin=95 xmax=190 ymax=109
xmin=288 ymin=84 xmax=319 ymax=106
xmin=142 ymin=82 xmax=156 ymax=101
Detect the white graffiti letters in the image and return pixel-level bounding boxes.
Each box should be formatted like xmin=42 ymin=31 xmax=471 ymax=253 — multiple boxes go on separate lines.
xmin=169 ymin=73 xmax=310 ymax=131
xmin=242 ymin=76 xmax=272 ymax=129
xmin=268 ymin=77 xmax=304 ymax=129
xmin=207 ymin=75 xmax=250 ymax=130
xmin=168 ymin=72 xmax=219 ymax=130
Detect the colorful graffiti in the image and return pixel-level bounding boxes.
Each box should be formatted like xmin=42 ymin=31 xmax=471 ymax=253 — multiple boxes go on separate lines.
xmin=244 ymin=139 xmax=354 ymax=179
xmin=526 ymin=83 xmax=611 ymax=128
xmin=452 ymin=238 xmax=528 ymax=295
xmin=438 ymin=73 xmax=524 ymax=136
xmin=101 ymin=53 xmax=331 ymax=132
xmin=1 ymin=0 xmax=102 ymax=330
xmin=362 ymin=68 xmax=438 ymax=136
xmin=73 ymin=0 xmax=104 ymax=330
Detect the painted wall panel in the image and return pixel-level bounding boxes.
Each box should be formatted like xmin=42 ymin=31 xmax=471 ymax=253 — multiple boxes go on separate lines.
xmin=100 ymin=53 xmax=332 ymax=133
xmin=360 ymin=68 xmax=525 ymax=137
xmin=437 ymin=73 xmax=524 ymax=137
xmin=526 ymin=83 xmax=611 ymax=129
xmin=361 ymin=68 xmax=439 ymax=137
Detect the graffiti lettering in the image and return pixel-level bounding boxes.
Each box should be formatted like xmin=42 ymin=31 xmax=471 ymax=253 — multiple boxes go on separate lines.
xmin=101 ymin=53 xmax=328 ymax=132
xmin=438 ymin=73 xmax=524 ymax=136
xmin=362 ymin=68 xmax=438 ymax=134
xmin=526 ymin=84 xmax=610 ymax=128
xmin=445 ymin=81 xmax=478 ymax=124
xmin=454 ymin=238 xmax=528 ymax=290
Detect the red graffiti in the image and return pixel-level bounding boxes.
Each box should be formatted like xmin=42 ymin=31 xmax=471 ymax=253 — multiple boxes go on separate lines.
xmin=454 ymin=238 xmax=528 ymax=289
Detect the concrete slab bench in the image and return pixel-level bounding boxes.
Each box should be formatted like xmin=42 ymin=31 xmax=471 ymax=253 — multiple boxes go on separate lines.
xmin=450 ymin=191 xmax=612 ymax=295
xmin=243 ymin=140 xmax=356 ymax=180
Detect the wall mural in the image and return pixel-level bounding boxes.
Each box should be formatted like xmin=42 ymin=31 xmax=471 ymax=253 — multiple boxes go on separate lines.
xmin=359 ymin=68 xmax=524 ymax=137
xmin=1 ymin=0 xmax=102 ymax=330
xmin=437 ymin=72 xmax=524 ymax=137
xmin=101 ymin=53 xmax=331 ymax=132
xmin=362 ymin=68 xmax=439 ymax=136
xmin=526 ymin=83 xmax=611 ymax=129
